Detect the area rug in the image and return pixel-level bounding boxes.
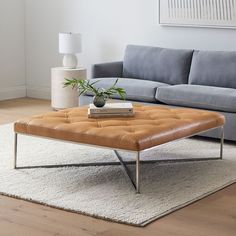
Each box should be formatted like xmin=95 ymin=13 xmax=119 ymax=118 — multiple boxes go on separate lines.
xmin=0 ymin=124 xmax=236 ymax=226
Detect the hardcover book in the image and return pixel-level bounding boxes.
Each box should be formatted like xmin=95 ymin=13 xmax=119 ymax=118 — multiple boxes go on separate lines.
xmin=89 ymin=103 xmax=133 ymax=114
xmin=88 ymin=110 xmax=134 ymax=118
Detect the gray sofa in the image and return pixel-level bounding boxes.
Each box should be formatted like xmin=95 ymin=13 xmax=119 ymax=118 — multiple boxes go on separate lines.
xmin=80 ymin=45 xmax=236 ymax=141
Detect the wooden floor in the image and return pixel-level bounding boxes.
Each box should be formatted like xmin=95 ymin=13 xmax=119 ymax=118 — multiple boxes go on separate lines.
xmin=0 ymin=98 xmax=236 ymax=236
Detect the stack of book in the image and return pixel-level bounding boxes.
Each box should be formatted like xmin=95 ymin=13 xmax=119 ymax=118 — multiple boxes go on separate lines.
xmin=88 ymin=102 xmax=134 ymax=118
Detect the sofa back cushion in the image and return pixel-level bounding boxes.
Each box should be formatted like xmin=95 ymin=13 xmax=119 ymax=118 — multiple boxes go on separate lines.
xmin=122 ymin=45 xmax=193 ymax=85
xmin=189 ymin=50 xmax=236 ymax=89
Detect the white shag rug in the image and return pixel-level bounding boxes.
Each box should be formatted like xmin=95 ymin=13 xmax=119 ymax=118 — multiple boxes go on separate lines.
xmin=0 ymin=124 xmax=236 ymax=226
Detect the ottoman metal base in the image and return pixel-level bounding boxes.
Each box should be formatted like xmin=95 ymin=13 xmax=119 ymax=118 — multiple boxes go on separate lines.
xmin=14 ymin=126 xmax=224 ymax=194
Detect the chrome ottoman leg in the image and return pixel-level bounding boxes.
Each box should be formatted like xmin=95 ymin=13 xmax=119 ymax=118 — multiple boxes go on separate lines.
xmin=220 ymin=126 xmax=224 ymax=159
xmin=136 ymin=152 xmax=140 ymax=194
xmin=14 ymin=133 xmax=18 ymax=169
xmin=114 ymin=150 xmax=141 ymax=193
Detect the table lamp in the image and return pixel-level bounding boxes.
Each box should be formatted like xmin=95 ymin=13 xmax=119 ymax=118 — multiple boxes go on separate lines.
xmin=59 ymin=32 xmax=82 ymax=69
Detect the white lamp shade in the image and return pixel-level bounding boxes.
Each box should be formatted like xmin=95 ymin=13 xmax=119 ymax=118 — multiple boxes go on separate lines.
xmin=59 ymin=32 xmax=82 ymax=54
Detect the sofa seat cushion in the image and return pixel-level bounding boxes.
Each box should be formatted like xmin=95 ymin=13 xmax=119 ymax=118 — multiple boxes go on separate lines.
xmin=123 ymin=45 xmax=193 ymax=85
xmin=86 ymin=78 xmax=169 ymax=102
xmin=156 ymin=85 xmax=236 ymax=112
xmin=189 ymin=50 xmax=236 ymax=89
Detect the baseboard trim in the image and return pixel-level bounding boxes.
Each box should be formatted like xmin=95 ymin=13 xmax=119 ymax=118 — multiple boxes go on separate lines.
xmin=0 ymin=86 xmax=27 ymax=101
xmin=27 ymin=86 xmax=51 ymax=99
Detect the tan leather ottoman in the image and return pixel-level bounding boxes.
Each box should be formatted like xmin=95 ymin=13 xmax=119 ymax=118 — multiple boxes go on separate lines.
xmin=14 ymin=105 xmax=225 ymax=193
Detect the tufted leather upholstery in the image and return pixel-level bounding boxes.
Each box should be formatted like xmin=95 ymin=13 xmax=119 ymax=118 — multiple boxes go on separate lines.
xmin=14 ymin=105 xmax=225 ymax=151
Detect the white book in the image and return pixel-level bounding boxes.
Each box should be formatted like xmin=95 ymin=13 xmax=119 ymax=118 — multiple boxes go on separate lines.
xmin=88 ymin=110 xmax=134 ymax=118
xmin=89 ymin=102 xmax=133 ymax=114
xmin=89 ymin=108 xmax=133 ymax=115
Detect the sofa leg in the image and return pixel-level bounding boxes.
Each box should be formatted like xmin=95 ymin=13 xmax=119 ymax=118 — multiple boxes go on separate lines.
xmin=14 ymin=133 xmax=18 ymax=169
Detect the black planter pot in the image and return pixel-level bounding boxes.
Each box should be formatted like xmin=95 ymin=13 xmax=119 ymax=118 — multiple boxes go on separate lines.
xmin=93 ymin=95 xmax=106 ymax=107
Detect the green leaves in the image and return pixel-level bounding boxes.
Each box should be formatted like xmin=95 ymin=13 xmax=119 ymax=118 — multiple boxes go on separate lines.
xmin=64 ymin=78 xmax=126 ymax=100
xmin=64 ymin=78 xmax=79 ymax=89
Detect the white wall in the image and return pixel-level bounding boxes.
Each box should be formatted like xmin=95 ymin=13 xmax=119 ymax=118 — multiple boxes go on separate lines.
xmin=0 ymin=0 xmax=26 ymax=100
xmin=25 ymin=0 xmax=236 ymax=99
xmin=24 ymin=0 xmax=66 ymax=99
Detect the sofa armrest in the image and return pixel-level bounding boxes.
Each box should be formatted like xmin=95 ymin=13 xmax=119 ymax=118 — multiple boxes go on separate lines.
xmin=92 ymin=61 xmax=123 ymax=78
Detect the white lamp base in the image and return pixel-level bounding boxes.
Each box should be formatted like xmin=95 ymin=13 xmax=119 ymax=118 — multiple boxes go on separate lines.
xmin=63 ymin=54 xmax=78 ymax=69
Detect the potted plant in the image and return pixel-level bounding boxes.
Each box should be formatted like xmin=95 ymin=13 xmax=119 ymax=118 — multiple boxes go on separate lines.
xmin=64 ymin=78 xmax=126 ymax=107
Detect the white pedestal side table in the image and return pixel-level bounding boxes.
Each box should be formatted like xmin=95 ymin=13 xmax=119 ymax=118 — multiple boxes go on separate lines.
xmin=51 ymin=67 xmax=87 ymax=110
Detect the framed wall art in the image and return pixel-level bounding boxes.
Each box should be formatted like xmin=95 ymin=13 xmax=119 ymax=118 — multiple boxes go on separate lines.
xmin=159 ymin=0 xmax=236 ymax=28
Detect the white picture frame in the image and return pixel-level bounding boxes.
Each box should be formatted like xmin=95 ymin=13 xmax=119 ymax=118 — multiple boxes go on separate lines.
xmin=159 ymin=0 xmax=236 ymax=29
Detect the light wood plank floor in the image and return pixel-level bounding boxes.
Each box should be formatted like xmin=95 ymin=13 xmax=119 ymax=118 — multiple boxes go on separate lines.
xmin=0 ymin=98 xmax=236 ymax=236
